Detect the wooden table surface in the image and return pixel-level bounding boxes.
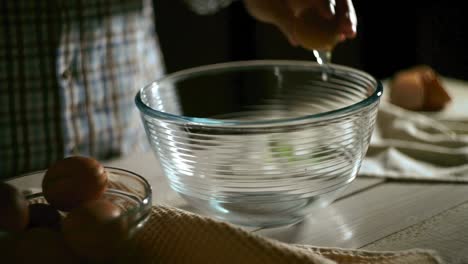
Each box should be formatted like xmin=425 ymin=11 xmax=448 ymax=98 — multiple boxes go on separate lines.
xmin=107 ymin=78 xmax=468 ymax=264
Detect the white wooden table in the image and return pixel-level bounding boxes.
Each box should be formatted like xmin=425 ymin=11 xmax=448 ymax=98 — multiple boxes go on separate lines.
xmin=106 ymin=78 xmax=468 ymax=264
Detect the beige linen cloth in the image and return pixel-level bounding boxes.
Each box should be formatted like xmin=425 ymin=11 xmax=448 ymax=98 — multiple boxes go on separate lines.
xmin=129 ymin=205 xmax=442 ymax=264
xmin=25 ymin=187 xmax=442 ymax=263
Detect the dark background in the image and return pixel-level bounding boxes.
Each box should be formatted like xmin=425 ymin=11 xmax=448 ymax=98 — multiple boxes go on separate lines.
xmin=154 ymin=1 xmax=468 ymax=81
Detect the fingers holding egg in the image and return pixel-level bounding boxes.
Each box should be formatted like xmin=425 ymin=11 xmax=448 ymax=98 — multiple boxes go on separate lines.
xmin=293 ymin=6 xmax=340 ymax=51
xmin=335 ymin=0 xmax=357 ymax=39
xmin=292 ymin=0 xmax=357 ymax=51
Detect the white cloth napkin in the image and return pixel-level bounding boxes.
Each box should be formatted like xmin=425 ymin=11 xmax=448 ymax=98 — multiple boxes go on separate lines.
xmin=360 ymin=78 xmax=468 ymax=182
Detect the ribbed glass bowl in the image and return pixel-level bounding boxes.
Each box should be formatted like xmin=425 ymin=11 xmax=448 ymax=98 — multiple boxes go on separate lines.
xmin=136 ymin=60 xmax=382 ymax=227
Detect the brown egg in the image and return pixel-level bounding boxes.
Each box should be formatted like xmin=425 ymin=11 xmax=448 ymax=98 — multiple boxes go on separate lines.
xmin=42 ymin=156 xmax=108 ymax=211
xmin=390 ymin=69 xmax=425 ymax=110
xmin=62 ymin=199 xmax=128 ymax=263
xmin=294 ymin=7 xmax=340 ymax=51
xmin=421 ymin=68 xmax=452 ymax=111
xmin=390 ymin=66 xmax=451 ymax=111
xmin=28 ymin=203 xmax=62 ymax=230
xmin=12 ymin=228 xmax=80 ymax=264
xmin=0 ymin=182 xmax=29 ymax=232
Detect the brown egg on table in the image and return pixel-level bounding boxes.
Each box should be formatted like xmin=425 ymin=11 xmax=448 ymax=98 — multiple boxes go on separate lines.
xmin=27 ymin=203 xmax=62 ymax=231
xmin=62 ymin=199 xmax=128 ymax=263
xmin=420 ymin=67 xmax=452 ymax=111
xmin=42 ymin=156 xmax=108 ymax=211
xmin=389 ymin=68 xmax=425 ymax=110
xmin=12 ymin=228 xmax=80 ymax=264
xmin=0 ymin=182 xmax=29 ymax=232
xmin=390 ymin=65 xmax=451 ymax=111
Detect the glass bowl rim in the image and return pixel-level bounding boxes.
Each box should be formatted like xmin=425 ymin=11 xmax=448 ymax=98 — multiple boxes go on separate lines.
xmin=135 ymin=60 xmax=383 ymax=127
xmin=6 ymin=166 xmax=152 ymax=223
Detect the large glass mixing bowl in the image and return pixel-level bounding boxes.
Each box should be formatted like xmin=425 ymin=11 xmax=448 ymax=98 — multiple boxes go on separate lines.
xmin=136 ymin=60 xmax=382 ymax=227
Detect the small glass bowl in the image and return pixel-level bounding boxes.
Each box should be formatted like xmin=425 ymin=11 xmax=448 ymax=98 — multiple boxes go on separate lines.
xmin=6 ymin=167 xmax=152 ymax=237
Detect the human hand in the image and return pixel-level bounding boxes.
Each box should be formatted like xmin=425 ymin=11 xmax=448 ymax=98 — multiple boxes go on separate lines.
xmin=244 ymin=0 xmax=357 ymax=51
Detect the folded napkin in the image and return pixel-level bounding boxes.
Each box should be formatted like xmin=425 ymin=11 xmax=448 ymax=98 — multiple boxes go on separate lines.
xmin=360 ymin=89 xmax=468 ymax=182
xmin=128 ymin=205 xmax=443 ymax=264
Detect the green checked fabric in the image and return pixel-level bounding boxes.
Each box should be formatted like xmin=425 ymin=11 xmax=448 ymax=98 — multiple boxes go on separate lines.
xmin=0 ymin=0 xmax=166 ymax=178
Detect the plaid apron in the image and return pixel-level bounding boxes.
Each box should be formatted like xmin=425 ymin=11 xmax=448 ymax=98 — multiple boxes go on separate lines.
xmin=0 ymin=0 xmax=165 ymax=178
